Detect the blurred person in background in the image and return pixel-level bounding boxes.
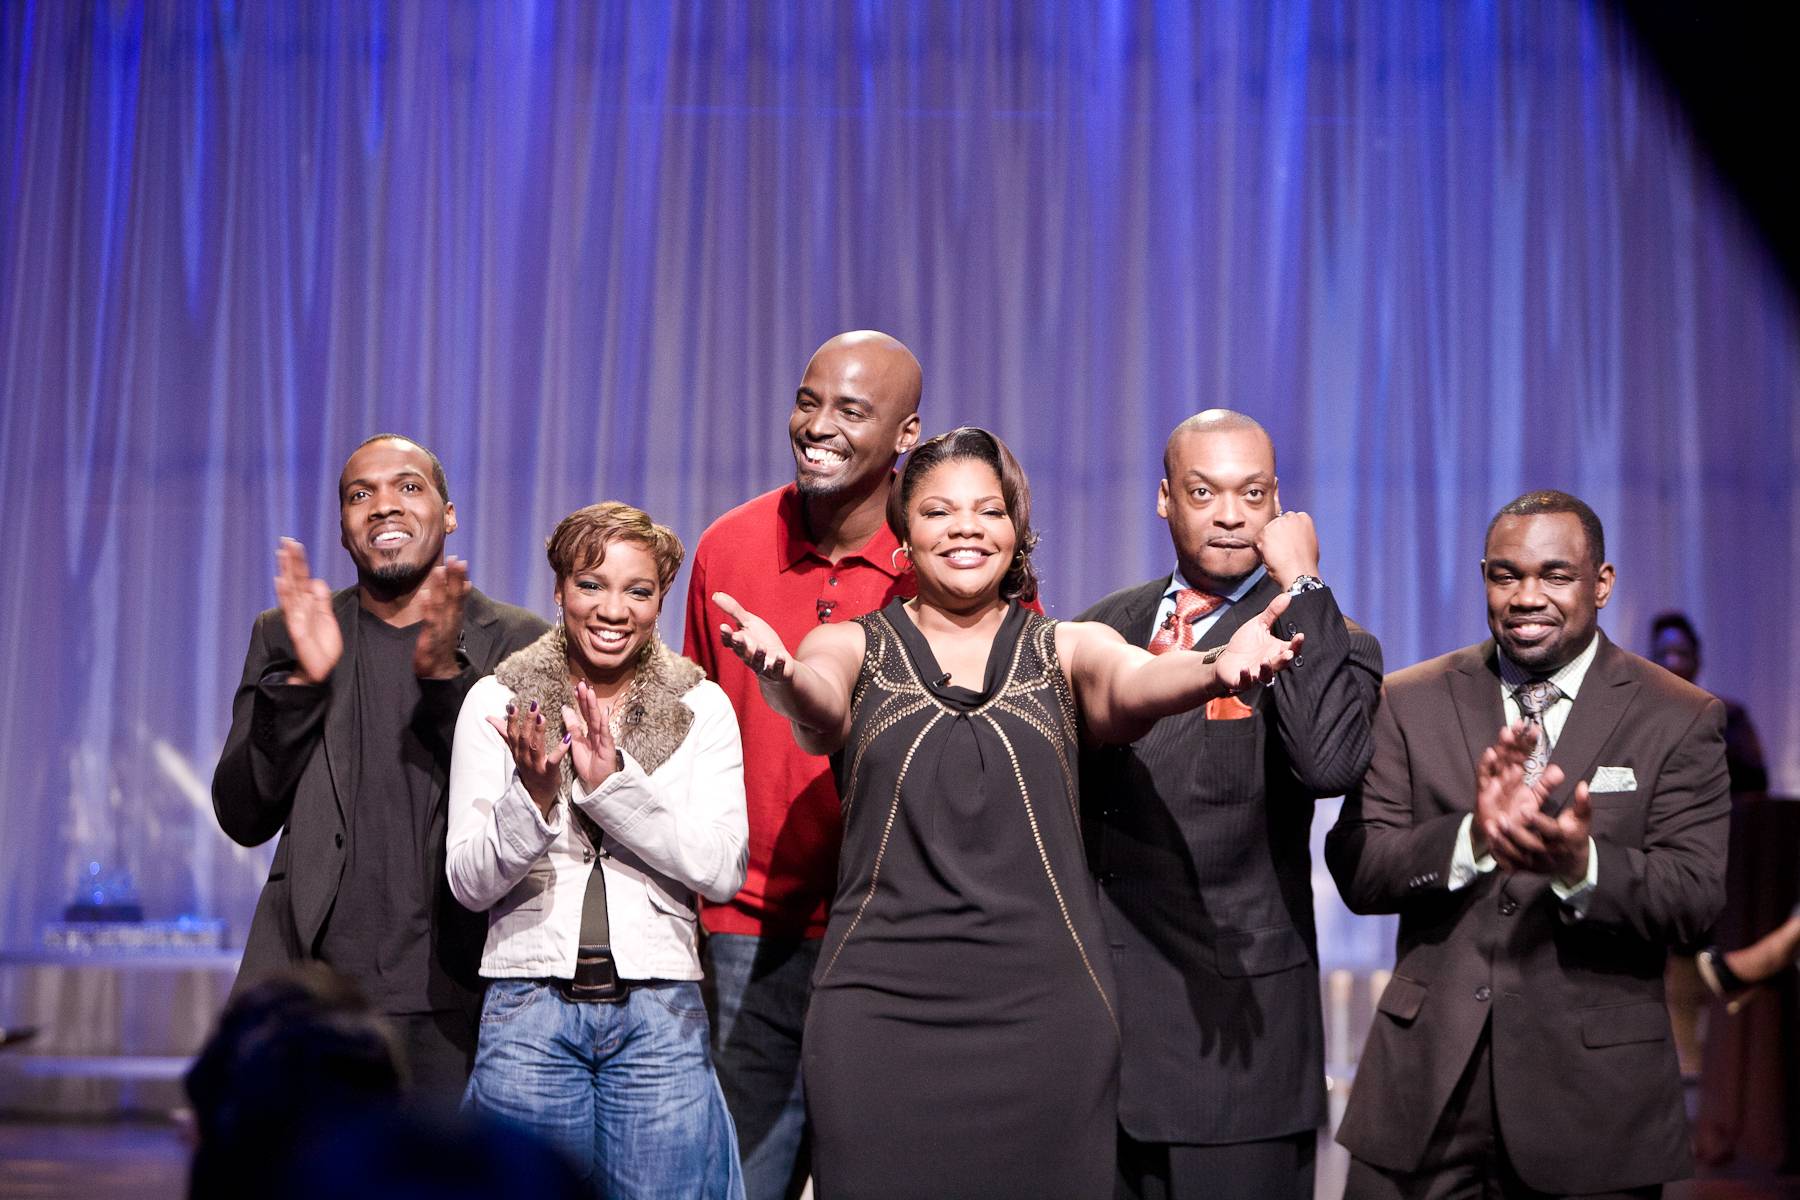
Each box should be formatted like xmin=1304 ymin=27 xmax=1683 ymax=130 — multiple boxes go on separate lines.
xmin=1647 ymin=612 xmax=1773 ymax=1073
xmin=184 ymin=964 xmax=404 ymax=1200
xmin=1648 ymin=612 xmax=1767 ymax=794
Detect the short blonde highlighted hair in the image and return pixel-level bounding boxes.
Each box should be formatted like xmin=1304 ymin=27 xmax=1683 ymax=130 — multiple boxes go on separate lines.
xmin=545 ymin=502 xmax=684 ymax=592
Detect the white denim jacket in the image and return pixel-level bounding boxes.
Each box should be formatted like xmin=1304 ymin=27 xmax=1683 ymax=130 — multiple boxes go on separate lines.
xmin=446 ymin=674 xmax=748 ymax=981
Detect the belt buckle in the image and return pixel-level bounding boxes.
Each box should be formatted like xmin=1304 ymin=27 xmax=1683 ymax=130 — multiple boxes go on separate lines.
xmin=562 ymin=950 xmax=630 ymax=1004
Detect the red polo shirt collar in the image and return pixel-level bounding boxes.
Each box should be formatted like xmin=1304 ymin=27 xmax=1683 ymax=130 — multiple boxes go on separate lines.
xmin=773 ymin=483 xmax=907 ymax=577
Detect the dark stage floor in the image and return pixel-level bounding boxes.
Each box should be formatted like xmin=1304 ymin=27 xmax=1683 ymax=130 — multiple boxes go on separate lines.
xmin=0 ymin=1119 xmax=1796 ymax=1200
xmin=0 ymin=1120 xmax=186 ymax=1200
xmin=3 ymin=1115 xmax=1800 ymax=1200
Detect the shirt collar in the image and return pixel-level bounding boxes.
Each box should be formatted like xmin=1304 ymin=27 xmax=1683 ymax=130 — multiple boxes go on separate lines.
xmin=1496 ymin=629 xmax=1602 ymax=701
xmin=1166 ymin=564 xmax=1265 ymax=606
xmin=775 ymin=482 xmax=907 ymax=577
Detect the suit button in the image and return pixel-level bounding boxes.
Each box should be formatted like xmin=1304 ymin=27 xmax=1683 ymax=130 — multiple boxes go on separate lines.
xmin=335 ymin=833 xmax=344 ymax=849
xmin=1474 ymin=985 xmax=1491 ymax=1002
xmin=1499 ymin=899 xmax=1519 ymax=916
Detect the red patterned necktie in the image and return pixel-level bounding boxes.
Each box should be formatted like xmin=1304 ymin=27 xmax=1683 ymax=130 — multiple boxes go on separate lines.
xmin=1148 ymin=588 xmax=1226 ymax=655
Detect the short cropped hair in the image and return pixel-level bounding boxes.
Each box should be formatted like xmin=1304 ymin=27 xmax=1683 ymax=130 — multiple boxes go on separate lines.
xmin=350 ymin=433 xmax=450 ymax=503
xmin=545 ymin=501 xmax=684 ymax=592
xmin=1649 ymin=610 xmax=1699 ymax=653
xmin=886 ymin=426 xmax=1040 ymax=604
xmin=1485 ymin=489 xmax=1606 ymax=567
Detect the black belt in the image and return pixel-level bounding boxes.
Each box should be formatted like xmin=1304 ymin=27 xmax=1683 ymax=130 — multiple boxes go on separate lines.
xmin=551 ymin=973 xmax=629 ymax=1004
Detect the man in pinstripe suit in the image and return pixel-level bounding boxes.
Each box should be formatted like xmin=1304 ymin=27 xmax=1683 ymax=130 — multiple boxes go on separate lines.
xmin=1079 ymin=410 xmax=1383 ymax=1199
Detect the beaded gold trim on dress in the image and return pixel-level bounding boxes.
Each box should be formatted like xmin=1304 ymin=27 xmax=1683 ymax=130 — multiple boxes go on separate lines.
xmin=819 ymin=608 xmax=1118 ymax=1032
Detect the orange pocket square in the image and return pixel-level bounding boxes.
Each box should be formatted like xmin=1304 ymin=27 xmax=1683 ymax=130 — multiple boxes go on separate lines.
xmin=1205 ymin=695 xmax=1255 ymax=721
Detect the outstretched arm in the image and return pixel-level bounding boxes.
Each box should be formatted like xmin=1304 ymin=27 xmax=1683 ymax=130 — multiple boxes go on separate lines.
xmin=1064 ymin=591 xmax=1303 ymax=745
xmin=713 ymin=592 xmax=864 ymax=755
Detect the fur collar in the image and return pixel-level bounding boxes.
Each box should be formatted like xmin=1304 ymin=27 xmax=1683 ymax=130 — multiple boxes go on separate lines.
xmin=494 ymin=626 xmax=706 ymax=777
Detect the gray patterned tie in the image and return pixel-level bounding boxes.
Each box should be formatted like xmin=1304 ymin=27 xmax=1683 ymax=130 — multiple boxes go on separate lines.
xmin=1515 ymin=680 xmax=1564 ymax=788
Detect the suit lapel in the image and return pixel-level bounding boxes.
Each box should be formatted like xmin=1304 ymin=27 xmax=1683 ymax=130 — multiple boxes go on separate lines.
xmin=459 ymin=586 xmax=499 ymax=670
xmin=323 ymin=589 xmax=363 ymax=823
xmin=1449 ymin=642 xmax=1506 ymax=793
xmin=1544 ymin=633 xmax=1636 ymax=811
xmin=1116 ymin=577 xmax=1170 ymax=649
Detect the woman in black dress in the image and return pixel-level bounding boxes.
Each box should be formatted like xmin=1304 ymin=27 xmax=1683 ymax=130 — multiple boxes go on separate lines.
xmin=712 ymin=428 xmax=1302 ymax=1199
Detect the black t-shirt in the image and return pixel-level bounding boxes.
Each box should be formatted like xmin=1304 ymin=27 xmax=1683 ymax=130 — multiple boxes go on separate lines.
xmin=316 ymin=610 xmax=458 ymax=1014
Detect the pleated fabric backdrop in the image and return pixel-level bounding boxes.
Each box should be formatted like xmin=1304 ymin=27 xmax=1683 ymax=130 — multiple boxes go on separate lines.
xmin=1 ymin=1 xmax=1794 ymax=954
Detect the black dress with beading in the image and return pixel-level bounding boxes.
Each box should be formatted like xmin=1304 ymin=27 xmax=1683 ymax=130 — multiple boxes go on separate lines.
xmin=802 ymin=599 xmax=1119 ymax=1199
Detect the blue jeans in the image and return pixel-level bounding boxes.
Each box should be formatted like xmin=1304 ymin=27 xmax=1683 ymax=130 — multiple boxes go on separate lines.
xmin=464 ymin=979 xmax=744 ymax=1199
xmin=702 ymin=934 xmax=818 ymax=1200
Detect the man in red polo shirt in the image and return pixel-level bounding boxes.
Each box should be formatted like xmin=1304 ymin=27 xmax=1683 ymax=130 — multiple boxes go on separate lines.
xmin=683 ymin=330 xmax=922 ymax=1200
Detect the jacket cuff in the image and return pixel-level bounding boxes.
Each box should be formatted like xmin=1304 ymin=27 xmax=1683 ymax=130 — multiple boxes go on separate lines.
xmin=497 ymin=778 xmax=562 ymax=862
xmin=1448 ymin=814 xmax=1498 ymax=891
xmin=570 ymin=750 xmax=654 ymax=835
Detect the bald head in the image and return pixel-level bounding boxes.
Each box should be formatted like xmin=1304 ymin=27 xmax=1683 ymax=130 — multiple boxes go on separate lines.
xmin=789 ymin=330 xmax=923 ymax=499
xmin=1157 ymin=409 xmax=1280 ymax=592
xmin=805 ymin=330 xmax=922 ymax=417
xmin=1162 ymin=409 xmax=1274 ymax=479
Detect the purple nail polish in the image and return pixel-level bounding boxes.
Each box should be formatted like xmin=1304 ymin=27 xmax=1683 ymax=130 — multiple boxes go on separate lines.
xmin=562 ymin=732 xmax=572 ymax=744
xmin=529 ymin=700 xmax=539 ymax=713
xmin=506 ymin=703 xmax=515 ymax=715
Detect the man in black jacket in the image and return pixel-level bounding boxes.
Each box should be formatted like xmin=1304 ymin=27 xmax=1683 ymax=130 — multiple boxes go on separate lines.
xmin=212 ymin=434 xmax=545 ymax=1101
xmin=1080 ymin=410 xmax=1382 ymax=1199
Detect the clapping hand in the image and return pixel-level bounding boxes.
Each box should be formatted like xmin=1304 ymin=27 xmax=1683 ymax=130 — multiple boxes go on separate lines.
xmin=1474 ymin=722 xmax=1593 ymax=882
xmin=273 ymin=538 xmax=342 ymax=686
xmin=714 ymin=592 xmax=797 ymax=682
xmin=561 ymin=681 xmax=619 ymax=792
xmin=1210 ymin=591 xmax=1305 ymax=693
xmin=413 ymin=557 xmax=470 ymax=679
xmin=487 ymin=699 xmax=567 ymax=818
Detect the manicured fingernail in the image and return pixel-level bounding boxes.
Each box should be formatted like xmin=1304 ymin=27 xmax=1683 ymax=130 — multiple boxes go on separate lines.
xmin=506 ymin=703 xmax=515 ymax=715
xmin=529 ymin=700 xmax=539 ymax=713
xmin=562 ymin=733 xmax=572 ymax=744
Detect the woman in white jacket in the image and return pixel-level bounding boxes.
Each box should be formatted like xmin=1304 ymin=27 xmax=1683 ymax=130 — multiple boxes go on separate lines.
xmin=446 ymin=501 xmax=748 ymax=1198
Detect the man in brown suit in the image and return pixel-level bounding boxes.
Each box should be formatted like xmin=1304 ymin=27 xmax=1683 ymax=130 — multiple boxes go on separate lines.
xmin=1327 ymin=490 xmax=1729 ymax=1198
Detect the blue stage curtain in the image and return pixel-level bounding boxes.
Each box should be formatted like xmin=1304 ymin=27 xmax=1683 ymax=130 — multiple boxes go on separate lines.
xmin=1 ymin=2 xmax=1794 ymax=956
